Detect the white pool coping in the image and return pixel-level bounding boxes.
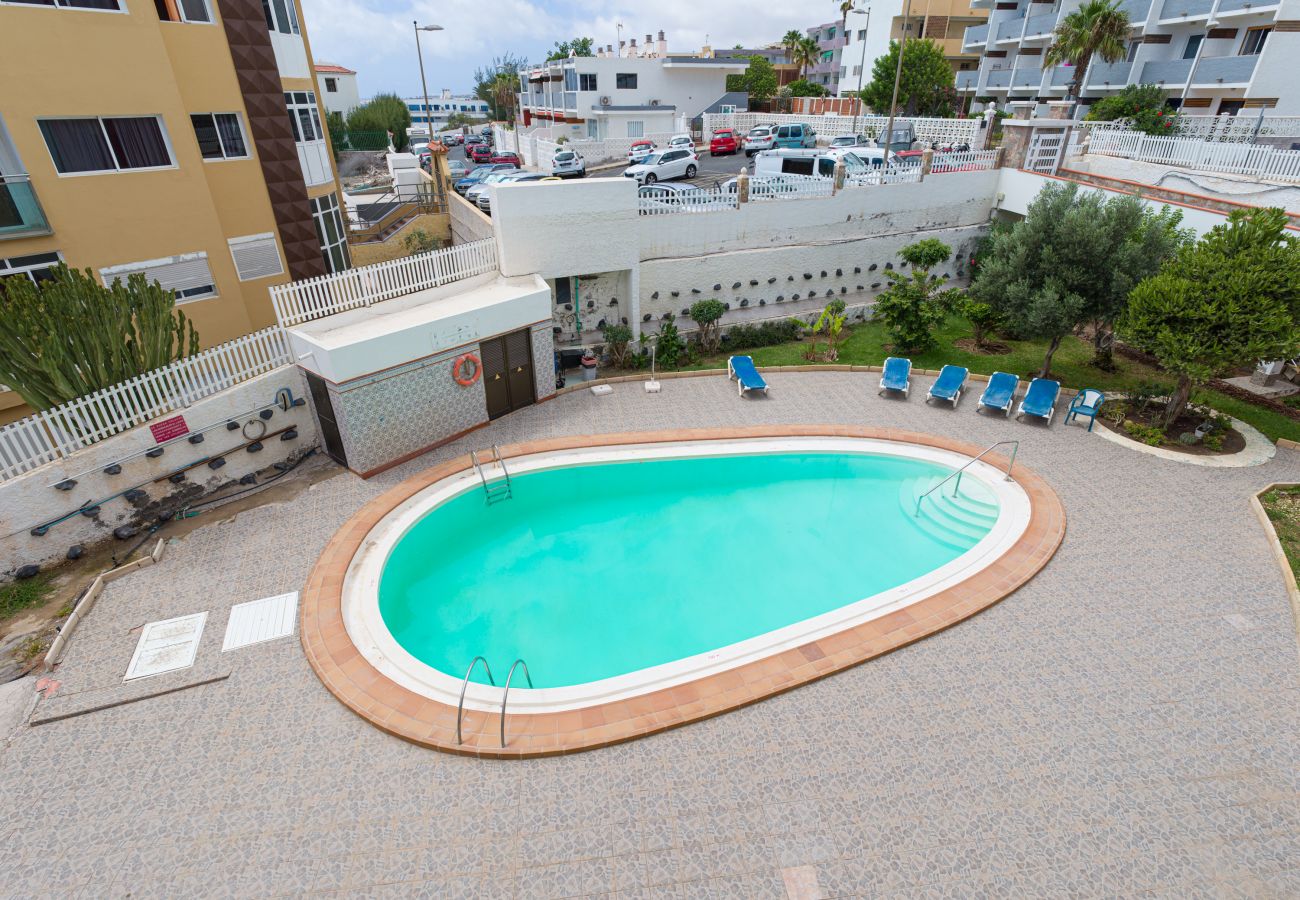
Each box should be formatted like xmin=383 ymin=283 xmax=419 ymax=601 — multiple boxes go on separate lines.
xmin=342 ymin=436 xmax=1033 ymax=714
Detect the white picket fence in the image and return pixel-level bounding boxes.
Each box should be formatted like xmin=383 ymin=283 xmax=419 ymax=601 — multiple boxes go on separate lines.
xmin=269 ymin=239 xmax=499 ymax=327
xmin=703 ymin=112 xmax=981 ymax=147
xmin=1084 ymin=115 xmax=1300 ymax=143
xmin=1088 ymin=130 xmax=1300 ymax=184
xmin=0 ymin=326 xmax=291 ymax=483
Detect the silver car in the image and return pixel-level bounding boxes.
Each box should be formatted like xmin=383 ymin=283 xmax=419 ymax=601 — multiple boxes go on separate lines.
xmin=743 ymin=124 xmax=778 ymax=157
xmin=463 ymin=169 xmax=521 ymax=206
xmin=477 ymin=172 xmax=548 ymax=214
xmin=550 ymin=150 xmax=586 ymax=178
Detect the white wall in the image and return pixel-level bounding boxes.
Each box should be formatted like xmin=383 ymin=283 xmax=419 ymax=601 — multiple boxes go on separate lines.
xmin=1066 ymin=153 xmax=1300 ymax=212
xmin=494 ymin=178 xmax=641 ymax=280
xmin=318 ymin=72 xmax=360 ymax=118
xmin=838 ymin=3 xmax=902 ymax=97
xmin=270 ymin=32 xmax=310 ymax=80
xmin=0 ymin=368 xmax=318 ymax=574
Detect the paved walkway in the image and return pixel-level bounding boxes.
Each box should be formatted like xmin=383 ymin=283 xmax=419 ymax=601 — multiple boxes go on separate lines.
xmin=3 ymin=371 xmax=1300 ymax=898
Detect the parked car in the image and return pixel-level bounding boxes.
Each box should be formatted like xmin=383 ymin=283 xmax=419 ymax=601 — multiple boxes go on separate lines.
xmin=743 ymin=125 xmax=778 ymax=157
xmin=453 ymin=163 xmax=514 ymax=194
xmin=447 ymin=159 xmax=471 ymax=179
xmin=490 ymin=150 xmax=521 ymax=165
xmin=751 ymin=147 xmax=886 ymax=180
xmin=442 ymin=133 xmax=463 ymax=146
xmin=772 ymin=123 xmax=817 ymax=149
xmin=464 ymin=134 xmax=484 ymax=145
xmin=637 ymin=183 xmax=735 ymax=215
xmin=469 ymin=144 xmax=494 ymax=163
xmin=464 ymin=169 xmax=524 ymax=206
xmin=478 ymin=172 xmax=549 ymax=214
xmin=622 ymin=147 xmax=698 ymax=184
xmin=551 ymin=149 xmax=586 ymax=178
xmin=667 ymin=134 xmax=695 ymax=152
xmin=709 ymin=129 xmax=740 ymax=156
xmin=829 ymin=134 xmax=871 ymax=149
xmin=627 ymin=139 xmax=657 ymax=164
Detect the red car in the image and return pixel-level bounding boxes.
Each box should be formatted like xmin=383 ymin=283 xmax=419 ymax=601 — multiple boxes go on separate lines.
xmin=490 ymin=151 xmax=521 ymax=165
xmin=469 ymin=144 xmax=493 ymax=163
xmin=709 ymin=129 xmax=739 ymax=156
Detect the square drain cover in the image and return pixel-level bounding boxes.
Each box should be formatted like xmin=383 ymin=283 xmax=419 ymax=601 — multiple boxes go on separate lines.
xmin=125 ymin=612 xmax=208 ymax=681
xmin=221 ymin=592 xmax=298 ymax=652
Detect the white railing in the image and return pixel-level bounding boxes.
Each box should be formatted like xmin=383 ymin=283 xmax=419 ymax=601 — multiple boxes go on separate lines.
xmin=1088 ymin=130 xmax=1300 ymax=183
xmin=703 ymin=112 xmax=980 ymax=147
xmin=848 ymin=165 xmax=924 ymax=186
xmin=269 ymin=238 xmax=499 ymax=327
xmin=750 ymin=175 xmax=835 ymax=201
xmin=637 ymin=185 xmax=739 ymax=216
xmin=1083 ymin=116 xmax=1300 ymax=143
xmin=928 ymin=150 xmax=1000 ymax=173
xmin=0 ymin=326 xmax=291 ymax=483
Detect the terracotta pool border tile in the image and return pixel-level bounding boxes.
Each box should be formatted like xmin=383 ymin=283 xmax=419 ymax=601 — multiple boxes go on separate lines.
xmin=300 ymin=425 xmax=1066 ymax=758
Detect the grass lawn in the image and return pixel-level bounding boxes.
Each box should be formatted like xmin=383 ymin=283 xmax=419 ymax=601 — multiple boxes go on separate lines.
xmin=0 ymin=573 xmax=54 ymax=622
xmin=1261 ymin=486 xmax=1300 ymax=583
xmin=682 ymin=317 xmax=1300 ymax=444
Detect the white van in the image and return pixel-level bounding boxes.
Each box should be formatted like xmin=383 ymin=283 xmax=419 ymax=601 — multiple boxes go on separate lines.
xmin=751 ymin=147 xmax=892 ymax=180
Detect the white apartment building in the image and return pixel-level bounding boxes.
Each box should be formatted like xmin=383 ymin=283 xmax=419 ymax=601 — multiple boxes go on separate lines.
xmin=955 ymin=0 xmax=1299 ymax=116
xmin=837 ymin=1 xmax=987 ymax=97
xmin=315 ymin=63 xmax=360 ymax=118
xmin=407 ymin=91 xmax=491 ymax=133
xmin=517 ymin=35 xmax=748 ymax=140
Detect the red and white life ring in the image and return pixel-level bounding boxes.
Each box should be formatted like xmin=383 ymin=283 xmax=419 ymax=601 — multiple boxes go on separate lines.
xmin=453 ymin=353 xmax=482 ymax=387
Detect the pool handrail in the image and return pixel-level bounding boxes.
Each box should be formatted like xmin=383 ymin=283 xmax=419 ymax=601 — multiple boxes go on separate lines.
xmin=500 ymin=658 xmax=534 ymax=748
xmin=456 ymin=656 xmax=496 ymax=744
xmin=914 ymin=439 xmax=1019 ymax=517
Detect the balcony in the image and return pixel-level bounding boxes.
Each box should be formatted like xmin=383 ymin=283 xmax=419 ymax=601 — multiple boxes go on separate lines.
xmin=1141 ymin=58 xmax=1194 ymax=84
xmin=964 ymin=23 xmax=990 ymax=46
xmin=996 ymin=16 xmax=1026 ymax=41
xmin=1118 ymin=0 xmax=1154 ymax=23
xmin=955 ymin=70 xmax=979 ymax=91
xmin=985 ymin=69 xmax=1013 ymax=88
xmin=1011 ymin=67 xmax=1044 ymax=91
xmin=563 ymin=91 xmax=577 ymax=110
xmin=1023 ymin=12 xmax=1058 ymax=38
xmin=1216 ymin=0 xmax=1280 ymax=12
xmin=1192 ymin=54 xmax=1259 ymax=85
xmin=1086 ymin=60 xmax=1135 ymax=88
xmin=0 ymin=175 xmax=51 ymax=240
xmin=1158 ymin=0 xmax=1212 ymax=19
xmin=1049 ymin=66 xmax=1077 ymax=87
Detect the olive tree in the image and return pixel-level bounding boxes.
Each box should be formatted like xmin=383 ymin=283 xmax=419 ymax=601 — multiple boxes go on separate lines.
xmin=1121 ymin=207 xmax=1300 ymax=425
xmin=689 ymin=299 xmax=726 ymax=353
xmin=873 ymin=239 xmax=961 ymax=354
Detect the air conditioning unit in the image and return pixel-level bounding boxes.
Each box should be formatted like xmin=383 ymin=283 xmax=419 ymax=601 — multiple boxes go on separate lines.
xmin=649 ymin=99 xmax=661 ymax=106
xmin=600 ymin=95 xmax=612 ymax=106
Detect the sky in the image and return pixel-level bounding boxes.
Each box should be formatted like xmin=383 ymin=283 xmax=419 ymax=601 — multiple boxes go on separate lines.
xmin=298 ymin=0 xmax=829 ymax=99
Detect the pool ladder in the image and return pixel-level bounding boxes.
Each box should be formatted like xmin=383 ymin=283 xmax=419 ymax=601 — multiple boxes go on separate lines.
xmin=470 ymin=445 xmax=512 ymax=505
xmin=456 ymin=656 xmax=533 ymax=748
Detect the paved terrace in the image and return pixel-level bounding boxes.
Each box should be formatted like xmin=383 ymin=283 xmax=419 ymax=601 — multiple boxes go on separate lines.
xmin=3 ymin=370 xmax=1300 ymax=898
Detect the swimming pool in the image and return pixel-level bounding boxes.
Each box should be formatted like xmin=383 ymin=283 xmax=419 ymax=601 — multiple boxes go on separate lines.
xmin=341 ymin=435 xmax=1034 ymax=717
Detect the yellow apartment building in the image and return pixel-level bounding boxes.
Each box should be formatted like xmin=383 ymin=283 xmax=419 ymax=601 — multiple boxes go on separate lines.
xmin=0 ymin=0 xmax=350 ymax=422
xmin=839 ymin=0 xmax=988 ymax=95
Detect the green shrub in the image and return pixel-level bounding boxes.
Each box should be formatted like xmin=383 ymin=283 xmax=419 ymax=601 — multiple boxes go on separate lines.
xmin=723 ymin=319 xmax=802 ymax=350
xmin=1085 ymin=84 xmax=1177 ymax=135
xmin=601 ymin=323 xmax=633 ymax=368
xmin=654 ymin=315 xmax=685 ymax=368
xmin=1203 ymin=431 xmax=1225 ymax=451
xmin=1123 ymin=419 xmax=1166 ymax=446
xmin=689 ymin=299 xmax=726 ymax=352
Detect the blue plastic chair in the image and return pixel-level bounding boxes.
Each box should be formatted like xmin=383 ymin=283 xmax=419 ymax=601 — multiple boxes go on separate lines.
xmin=728 ymin=355 xmax=769 ymax=396
xmin=878 ymin=357 xmax=912 ymax=397
xmin=1016 ymin=378 xmax=1062 ymax=424
xmin=978 ymin=372 xmax=1019 ymax=417
xmin=926 ymin=365 xmax=968 ymax=407
xmin=1065 ymin=388 xmax=1105 ymax=431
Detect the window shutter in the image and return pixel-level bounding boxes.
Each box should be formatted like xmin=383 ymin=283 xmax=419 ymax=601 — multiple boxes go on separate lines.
xmin=100 ymin=252 xmax=215 ymax=298
xmin=228 ymin=233 xmax=285 ymax=281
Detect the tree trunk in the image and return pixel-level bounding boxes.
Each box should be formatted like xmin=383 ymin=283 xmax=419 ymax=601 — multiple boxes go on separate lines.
xmin=1164 ymin=374 xmax=1193 ymax=428
xmin=972 ymin=321 xmax=985 ymax=349
xmin=1039 ymin=333 xmax=1063 ymax=379
xmin=1091 ymin=322 xmax=1115 ymax=371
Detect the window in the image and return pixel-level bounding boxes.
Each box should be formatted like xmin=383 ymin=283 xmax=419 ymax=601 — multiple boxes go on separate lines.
xmin=626 ymin=121 xmax=645 ymax=138
xmin=857 ymin=29 xmax=866 ymax=41
xmin=228 ymin=233 xmax=284 ymax=281
xmin=563 ymin=69 xmax=577 ymax=90
xmin=3 ymin=0 xmax=120 ymax=10
xmin=616 ymin=73 xmax=637 ymax=89
xmin=190 ymin=113 xmax=248 ymax=161
xmin=852 ymin=65 xmax=862 ymax=76
xmin=155 ymin=0 xmax=210 ymax=23
xmin=1127 ymin=40 xmax=1141 ymax=62
xmin=284 ymin=92 xmax=324 ymax=142
xmin=1182 ymin=34 xmax=1203 ymax=59
xmin=310 ymin=193 xmax=350 ymax=274
xmin=100 ymin=252 xmax=217 ymax=303
xmin=553 ymin=277 xmax=571 ymax=306
xmin=1217 ymin=99 xmax=1245 ymax=116
xmin=579 ymin=73 xmax=597 ymax=91
xmin=0 ymin=252 xmax=62 ymax=285
xmin=324 ymin=77 xmax=337 ymax=92
xmin=39 ymin=117 xmax=173 ymax=174
xmin=1241 ymin=27 xmax=1270 ymax=55
xmin=261 ymin=0 xmax=299 ymax=34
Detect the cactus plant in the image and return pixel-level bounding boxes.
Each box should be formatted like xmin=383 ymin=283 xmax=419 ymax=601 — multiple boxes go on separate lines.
xmin=0 ymin=264 xmax=200 ymax=411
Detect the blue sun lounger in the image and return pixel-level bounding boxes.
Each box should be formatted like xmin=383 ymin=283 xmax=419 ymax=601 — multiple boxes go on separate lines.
xmin=728 ymin=355 xmax=769 ymax=396
xmin=1016 ymin=377 xmax=1061 ymax=424
xmin=878 ymin=357 xmax=911 ymax=397
xmin=926 ymin=365 xmax=968 ymax=407
xmin=978 ymin=371 xmax=1019 ymax=417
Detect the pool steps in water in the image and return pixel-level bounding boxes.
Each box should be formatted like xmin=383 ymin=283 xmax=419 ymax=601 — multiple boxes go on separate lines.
xmin=901 ymin=476 xmax=999 ymax=551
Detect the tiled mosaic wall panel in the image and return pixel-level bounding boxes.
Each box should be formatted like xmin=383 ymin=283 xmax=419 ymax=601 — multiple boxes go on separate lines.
xmin=330 ymin=348 xmax=487 ymax=474
xmin=531 ymin=324 xmax=556 ymax=401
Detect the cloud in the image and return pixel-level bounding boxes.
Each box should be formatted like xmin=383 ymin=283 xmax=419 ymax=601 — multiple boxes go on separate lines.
xmin=299 ymin=0 xmax=819 ymax=97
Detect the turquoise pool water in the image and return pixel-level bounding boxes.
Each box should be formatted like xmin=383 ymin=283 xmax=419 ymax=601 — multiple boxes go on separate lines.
xmin=378 ymin=451 xmax=997 ymax=689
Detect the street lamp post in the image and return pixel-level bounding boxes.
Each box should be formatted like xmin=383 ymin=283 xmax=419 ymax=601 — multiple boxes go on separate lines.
xmin=413 ymin=22 xmax=443 ymax=147
xmin=883 ymin=0 xmax=914 ymax=162
xmin=848 ymin=6 xmax=871 ymax=138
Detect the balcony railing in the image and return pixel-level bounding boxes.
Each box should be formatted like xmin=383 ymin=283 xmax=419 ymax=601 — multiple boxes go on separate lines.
xmin=1012 ymin=67 xmax=1044 ymax=89
xmin=955 ymin=70 xmax=979 ymax=90
xmin=1118 ymin=0 xmax=1154 ymax=22
xmin=0 ymin=175 xmax=51 ymax=240
xmin=1023 ymin=12 xmax=1058 ymax=37
xmin=1159 ymin=0 xmax=1212 ymax=17
xmin=1193 ymin=54 xmax=1259 ymax=85
xmin=1086 ymin=60 xmax=1134 ymax=88
xmin=1050 ymin=66 xmax=1076 ymax=87
xmin=964 ymin=23 xmax=990 ymax=45
xmin=996 ymin=16 xmax=1026 ymax=40
xmin=1141 ymin=58 xmax=1194 ymax=84
xmin=1216 ymin=0 xmax=1279 ymax=11
xmin=985 ymin=69 xmax=1013 ymax=87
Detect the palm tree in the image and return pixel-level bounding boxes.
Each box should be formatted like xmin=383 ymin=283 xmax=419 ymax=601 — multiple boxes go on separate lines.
xmin=781 ymin=29 xmax=804 ymax=65
xmin=1043 ymin=0 xmax=1130 ymax=109
xmin=839 ymin=0 xmax=856 ymax=42
xmin=792 ymin=34 xmax=821 ymax=79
